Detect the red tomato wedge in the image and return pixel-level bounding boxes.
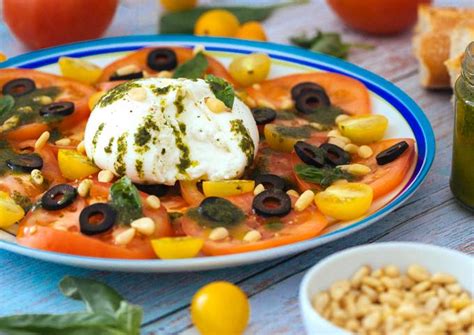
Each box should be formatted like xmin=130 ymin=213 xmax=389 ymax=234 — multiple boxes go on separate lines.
xmin=0 ymin=69 xmax=96 ymax=141
xmin=355 ymin=138 xmax=415 ymax=199
xmin=245 ymin=73 xmax=371 ymax=115
xmin=98 ymin=47 xmax=234 ymax=84
xmin=179 ymin=193 xmax=328 ymax=256
xmin=17 ymin=180 xmax=173 ymax=259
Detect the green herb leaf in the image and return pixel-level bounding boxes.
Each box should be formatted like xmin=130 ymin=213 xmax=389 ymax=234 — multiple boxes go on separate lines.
xmin=295 ymin=164 xmax=354 ymax=188
xmin=173 ymin=52 xmax=208 ymax=79
xmin=302 ymin=106 xmax=343 ymax=126
xmin=110 ymin=176 xmax=143 ymax=224
xmin=290 ymin=30 xmax=374 ymax=59
xmin=114 ymin=301 xmax=143 ymax=335
xmin=0 ymin=95 xmax=14 ymax=117
xmin=205 ymin=74 xmax=235 ymax=108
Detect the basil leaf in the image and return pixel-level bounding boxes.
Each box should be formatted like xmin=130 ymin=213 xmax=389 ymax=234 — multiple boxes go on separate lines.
xmin=173 ymin=52 xmax=208 ymax=79
xmin=110 ymin=176 xmax=143 ymax=224
xmin=60 ymin=276 xmax=123 ymax=315
xmin=114 ymin=302 xmax=143 ymax=335
xmin=205 ymin=74 xmax=235 ymax=108
xmin=0 ymin=95 xmax=14 ymax=117
xmin=295 ymin=164 xmax=354 ymax=188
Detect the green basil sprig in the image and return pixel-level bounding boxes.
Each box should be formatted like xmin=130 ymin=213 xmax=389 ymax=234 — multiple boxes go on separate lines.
xmin=295 ymin=164 xmax=354 ymax=188
xmin=205 ymin=74 xmax=235 ymax=108
xmin=110 ymin=176 xmax=143 ymax=224
xmin=173 ymin=52 xmax=208 ymax=79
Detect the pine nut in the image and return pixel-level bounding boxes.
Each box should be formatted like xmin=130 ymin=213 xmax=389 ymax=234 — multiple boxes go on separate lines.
xmin=328 ymin=137 xmax=347 ymax=149
xmin=34 ymin=131 xmax=50 ymax=151
xmin=446 ymin=283 xmax=462 ymax=294
xmin=431 ymin=272 xmax=456 ymax=284
xmin=384 ymin=265 xmax=400 ymax=278
xmin=77 ymin=179 xmax=93 ymax=197
xmin=339 ymin=163 xmax=371 ymax=176
xmin=380 ymin=293 xmax=401 ymax=307
xmin=330 ymin=280 xmax=351 ymax=301
xmin=98 ymin=170 xmax=115 ymax=183
xmin=77 ymin=141 xmax=86 ymax=154
xmin=114 ymin=228 xmax=136 ymax=245
xmin=33 ymin=95 xmax=53 ymax=105
xmin=208 ymin=227 xmax=229 ymax=241
xmin=116 ymin=64 xmax=140 ymax=76
xmin=425 ymin=297 xmax=440 ymax=313
xmin=286 ymin=189 xmax=299 ymax=197
xmin=397 ymin=303 xmax=418 ymax=319
xmin=358 ymin=145 xmax=373 ymax=158
xmin=407 ymin=264 xmax=430 ymax=282
xmin=1 ymin=115 xmax=19 ymax=132
xmin=243 ymin=229 xmax=262 ymax=242
xmin=344 ymin=143 xmax=359 ymax=154
xmin=281 ymin=98 xmax=294 ymax=110
xmin=157 ymin=70 xmax=172 ymax=78
xmin=205 ymin=97 xmax=228 ymax=113
xmin=332 ymin=179 xmax=349 ymax=186
xmin=128 ymin=87 xmax=147 ymax=101
xmin=411 ymin=281 xmax=431 ymax=293
xmin=335 ymin=114 xmax=350 ymax=124
xmin=309 ymin=122 xmax=324 ymax=130
xmin=328 ymin=129 xmax=342 ymax=137
xmin=252 ymin=83 xmax=261 ymax=90
xmin=362 ymin=310 xmax=381 ymax=330
xmin=146 ymin=195 xmax=161 ymax=209
xmin=30 ymin=169 xmax=44 ymax=185
xmin=294 ymin=190 xmax=314 ymax=211
xmin=253 ymin=183 xmax=265 ymax=195
xmin=351 ymin=265 xmax=371 ymax=287
xmin=257 ymin=98 xmax=276 ymax=110
xmin=55 ymin=138 xmax=72 ymax=146
xmin=312 ymin=291 xmax=330 ymax=313
xmin=131 ymin=217 xmax=155 ymax=236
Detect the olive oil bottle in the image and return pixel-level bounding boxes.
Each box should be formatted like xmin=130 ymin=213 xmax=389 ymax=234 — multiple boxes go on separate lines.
xmin=451 ymin=42 xmax=474 ymax=210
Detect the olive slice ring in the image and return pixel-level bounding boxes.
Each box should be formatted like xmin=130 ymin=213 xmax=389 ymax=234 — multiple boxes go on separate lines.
xmin=254 ymin=174 xmax=286 ymax=191
xmin=252 ymin=190 xmax=292 ymax=217
xmin=109 ymin=71 xmax=144 ymax=81
xmin=294 ymin=141 xmax=326 ymax=168
xmin=6 ymin=153 xmax=43 ymax=173
xmin=147 ymin=48 xmax=178 ymax=72
xmin=290 ymin=82 xmax=325 ymax=101
xmin=376 ymin=141 xmax=409 ymax=165
xmin=320 ymin=143 xmax=351 ymax=167
xmin=79 ymin=203 xmax=117 ymax=236
xmin=41 ymin=184 xmax=78 ymax=211
xmin=39 ymin=101 xmax=75 ymax=117
xmin=2 ymin=78 xmax=36 ymax=97
xmin=294 ymin=90 xmax=331 ymax=114
xmin=252 ymin=107 xmax=277 ymax=125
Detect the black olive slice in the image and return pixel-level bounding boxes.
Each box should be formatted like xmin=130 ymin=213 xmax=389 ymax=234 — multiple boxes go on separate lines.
xmin=198 ymin=197 xmax=245 ymax=227
xmin=147 ymin=48 xmax=178 ymax=72
xmin=41 ymin=184 xmax=77 ymax=211
xmin=252 ymin=190 xmax=291 ymax=217
xmin=39 ymin=102 xmax=75 ymax=117
xmin=6 ymin=153 xmax=43 ymax=173
xmin=109 ymin=71 xmax=144 ymax=81
xmin=320 ymin=143 xmax=351 ymax=166
xmin=79 ymin=203 xmax=117 ymax=236
xmin=254 ymin=174 xmax=286 ymax=191
xmin=294 ymin=141 xmax=325 ymax=168
xmin=376 ymin=141 xmax=409 ymax=166
xmin=295 ymin=90 xmax=331 ymax=114
xmin=2 ymin=78 xmax=36 ymax=97
xmin=291 ymin=82 xmax=325 ymax=101
xmin=252 ymin=107 xmax=277 ymax=125
xmin=134 ymin=183 xmax=169 ymax=197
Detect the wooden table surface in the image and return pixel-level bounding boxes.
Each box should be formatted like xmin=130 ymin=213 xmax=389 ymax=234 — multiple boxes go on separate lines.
xmin=0 ymin=1 xmax=473 ymax=334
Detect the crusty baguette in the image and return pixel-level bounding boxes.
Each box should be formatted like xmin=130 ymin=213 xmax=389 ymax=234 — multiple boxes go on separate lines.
xmin=445 ymin=19 xmax=474 ymax=87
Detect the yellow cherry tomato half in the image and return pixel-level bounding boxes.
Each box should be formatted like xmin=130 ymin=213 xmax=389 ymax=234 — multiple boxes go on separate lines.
xmin=58 ymin=149 xmax=100 ymax=180
xmin=264 ymin=123 xmax=304 ymax=153
xmin=314 ymin=183 xmax=373 ymax=221
xmin=160 ymin=0 xmax=197 ymax=12
xmin=151 ymin=237 xmax=204 ymax=259
xmin=194 ymin=9 xmax=240 ymax=37
xmin=0 ymin=191 xmax=25 ymax=228
xmin=338 ymin=114 xmax=388 ymax=145
xmin=235 ymin=21 xmax=267 ymax=41
xmin=58 ymin=57 xmax=103 ymax=85
xmin=191 ymin=281 xmax=250 ymax=335
xmin=0 ymin=52 xmax=7 ymax=62
xmin=202 ymin=180 xmax=255 ymax=197
xmin=88 ymin=91 xmax=106 ymax=110
xmin=229 ymin=53 xmax=271 ymax=87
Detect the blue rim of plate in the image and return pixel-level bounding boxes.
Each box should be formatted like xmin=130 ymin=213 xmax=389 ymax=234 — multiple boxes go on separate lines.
xmin=0 ymin=35 xmax=435 ymax=272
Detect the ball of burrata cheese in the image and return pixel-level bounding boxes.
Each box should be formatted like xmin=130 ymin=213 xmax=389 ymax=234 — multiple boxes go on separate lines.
xmin=84 ymin=78 xmax=259 ymax=185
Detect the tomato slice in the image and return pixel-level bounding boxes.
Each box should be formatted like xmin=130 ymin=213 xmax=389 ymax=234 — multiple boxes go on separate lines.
xmin=245 ymin=73 xmax=371 ymax=115
xmin=355 ymin=138 xmax=415 ymax=199
xmin=17 ymin=180 xmax=172 ymax=259
xmin=98 ymin=47 xmax=234 ymax=84
xmin=0 ymin=69 xmax=96 ymax=140
xmin=179 ymin=193 xmax=328 ymax=256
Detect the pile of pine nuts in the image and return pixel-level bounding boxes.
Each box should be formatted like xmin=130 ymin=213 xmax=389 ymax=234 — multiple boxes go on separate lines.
xmin=312 ymin=264 xmax=473 ymax=334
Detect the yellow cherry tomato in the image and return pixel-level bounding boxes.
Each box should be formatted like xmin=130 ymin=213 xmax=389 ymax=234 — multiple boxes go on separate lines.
xmin=191 ymin=281 xmax=250 ymax=335
xmin=264 ymin=123 xmax=307 ymax=153
xmin=338 ymin=115 xmax=388 ymax=145
xmin=58 ymin=57 xmax=103 ymax=85
xmin=0 ymin=191 xmax=25 ymax=228
xmin=315 ymin=183 xmax=373 ymax=221
xmin=151 ymin=237 xmax=204 ymax=259
xmin=202 ymin=180 xmax=255 ymax=197
xmin=0 ymin=52 xmax=7 ymax=62
xmin=160 ymin=0 xmax=197 ymax=11
xmin=88 ymin=91 xmax=106 ymax=110
xmin=194 ymin=9 xmax=240 ymax=37
xmin=58 ymin=149 xmax=99 ymax=180
xmin=229 ymin=53 xmax=271 ymax=87
xmin=235 ymin=21 xmax=267 ymax=41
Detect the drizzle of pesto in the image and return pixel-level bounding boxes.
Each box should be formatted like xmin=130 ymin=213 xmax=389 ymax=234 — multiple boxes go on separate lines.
xmin=170 ymin=124 xmax=191 ymax=174
xmin=92 ymin=123 xmax=105 ymax=149
xmin=151 ymin=85 xmax=172 ymax=96
xmin=134 ymin=115 xmax=159 ymax=148
xmin=104 ymin=136 xmax=114 ymax=154
xmin=114 ymin=133 xmax=128 ymax=176
xmin=178 ymin=122 xmax=186 ymax=134
xmin=275 ymin=125 xmax=312 ymax=138
xmin=12 ymin=191 xmax=33 ymax=212
xmin=0 ymin=140 xmax=20 ymax=176
xmin=97 ymin=81 xmax=140 ymax=108
xmin=187 ymin=198 xmax=245 ymax=228
xmin=230 ymin=120 xmax=255 ymax=165
xmin=135 ymin=159 xmax=144 ymax=179
xmin=174 ymin=88 xmax=185 ymax=115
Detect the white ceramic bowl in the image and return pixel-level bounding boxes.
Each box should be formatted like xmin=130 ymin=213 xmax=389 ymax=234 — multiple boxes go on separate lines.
xmin=299 ymin=242 xmax=474 ymax=335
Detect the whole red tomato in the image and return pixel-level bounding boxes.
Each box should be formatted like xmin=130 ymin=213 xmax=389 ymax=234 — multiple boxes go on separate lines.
xmin=3 ymin=0 xmax=118 ymax=49
xmin=327 ymin=0 xmax=432 ymax=35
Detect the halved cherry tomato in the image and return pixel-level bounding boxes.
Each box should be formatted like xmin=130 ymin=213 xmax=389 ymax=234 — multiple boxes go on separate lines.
xmin=0 ymin=191 xmax=25 ymax=228
xmin=179 ymin=193 xmax=328 ymax=255
xmin=245 ymin=73 xmax=371 ymax=115
xmin=58 ymin=149 xmax=99 ymax=180
xmin=151 ymin=236 xmax=204 ymax=259
xmin=17 ymin=180 xmax=172 ymax=259
xmin=263 ymin=123 xmax=327 ymax=153
xmin=338 ymin=114 xmax=388 ymax=144
xmin=202 ymin=180 xmax=255 ymax=197
xmin=98 ymin=47 xmax=234 ymax=84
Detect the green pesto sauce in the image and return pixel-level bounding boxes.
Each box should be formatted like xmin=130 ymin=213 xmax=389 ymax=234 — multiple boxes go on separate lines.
xmin=275 ymin=125 xmax=312 ymax=138
xmin=230 ymin=120 xmax=255 ymax=165
xmin=114 ymin=133 xmax=128 ymax=176
xmin=0 ymin=140 xmax=19 ymax=176
xmin=135 ymin=159 xmax=144 ymax=179
xmin=275 ymin=111 xmax=297 ymax=121
xmin=303 ymin=106 xmax=343 ymax=126
xmin=178 ymin=122 xmax=186 ymax=134
xmin=187 ymin=198 xmax=245 ymax=228
xmin=12 ymin=190 xmax=33 ymax=212
xmin=97 ymin=81 xmax=140 ymax=108
xmin=92 ymin=123 xmax=105 ymax=149
xmin=104 ymin=136 xmax=114 ymax=154
xmin=264 ymin=219 xmax=284 ymax=231
xmin=171 ymin=124 xmax=192 ymax=174
xmin=134 ymin=114 xmax=159 ymax=149
xmin=174 ymin=87 xmax=185 ymax=115
xmin=151 ymin=85 xmax=172 ymax=96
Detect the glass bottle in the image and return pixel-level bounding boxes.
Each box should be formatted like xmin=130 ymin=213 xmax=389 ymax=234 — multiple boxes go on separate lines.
xmin=451 ymin=41 xmax=474 ymax=210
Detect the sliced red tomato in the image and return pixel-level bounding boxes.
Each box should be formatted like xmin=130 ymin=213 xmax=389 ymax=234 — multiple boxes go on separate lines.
xmin=252 ymin=145 xmax=296 ymax=186
xmin=179 ymin=193 xmax=328 ymax=256
xmin=290 ymin=151 xmax=323 ymax=193
xmin=0 ymin=69 xmax=96 ymax=141
xmin=17 ymin=180 xmax=172 ymax=259
xmin=98 ymin=47 xmax=234 ymax=84
xmin=246 ymin=73 xmax=371 ymax=115
xmin=355 ymin=138 xmax=415 ymax=199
